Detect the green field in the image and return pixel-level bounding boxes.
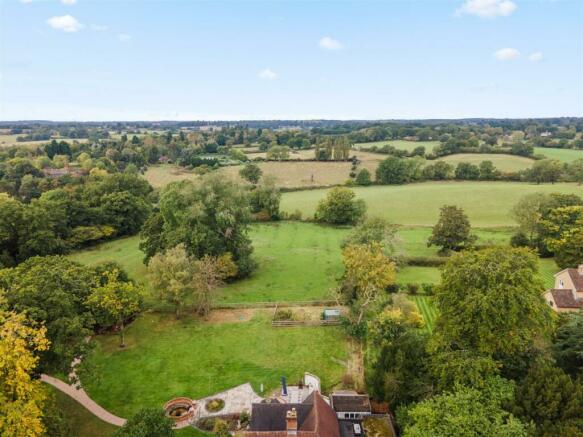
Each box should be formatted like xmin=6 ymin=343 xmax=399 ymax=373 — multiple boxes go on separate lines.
xmin=534 ymin=147 xmax=583 ymax=163
xmin=69 ymin=223 xmax=556 ymax=303
xmin=82 ymin=312 xmax=348 ymax=418
xmin=437 ymin=153 xmax=534 ymax=172
xmin=221 ymin=222 xmax=348 ymax=303
xmin=280 ymin=182 xmax=583 ymax=227
xmin=354 ymin=140 xmax=441 ymax=153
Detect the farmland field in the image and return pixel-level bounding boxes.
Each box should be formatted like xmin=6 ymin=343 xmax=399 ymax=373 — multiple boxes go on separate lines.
xmin=354 ymin=140 xmax=441 ymax=153
xmin=81 ymin=312 xmax=348 ymax=418
xmin=280 ymin=182 xmax=583 ymax=227
xmin=534 ymin=147 xmax=583 ymax=163
xmin=436 ymin=153 xmax=534 ymax=172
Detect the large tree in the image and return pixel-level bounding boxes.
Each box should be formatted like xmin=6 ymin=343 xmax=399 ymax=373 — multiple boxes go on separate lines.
xmin=342 ymin=242 xmax=396 ymax=323
xmin=554 ymin=312 xmax=583 ymax=377
xmin=314 ymin=187 xmax=366 ymax=225
xmin=427 ymin=205 xmax=475 ymax=252
xmin=148 ymin=245 xmax=196 ymax=318
xmin=143 ymin=174 xmax=255 ymax=277
xmin=0 ymin=299 xmax=50 ymax=437
xmin=341 ymin=216 xmax=400 ymax=257
xmin=433 ymin=247 xmax=552 ymax=361
xmin=86 ymin=270 xmax=143 ymax=347
xmin=402 ymin=378 xmax=529 ymax=437
xmin=376 ymin=156 xmax=410 ymax=184
xmin=1 ymin=256 xmax=97 ymax=374
xmin=511 ymin=362 xmax=583 ymax=436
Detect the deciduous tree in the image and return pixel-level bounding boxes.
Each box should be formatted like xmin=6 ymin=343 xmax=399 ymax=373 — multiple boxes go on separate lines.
xmin=427 ymin=205 xmax=475 ymax=252
xmin=315 ymin=187 xmax=366 ymax=225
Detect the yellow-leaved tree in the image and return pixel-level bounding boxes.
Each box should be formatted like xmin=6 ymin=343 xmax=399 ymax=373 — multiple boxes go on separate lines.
xmin=86 ymin=271 xmax=143 ymax=348
xmin=0 ymin=293 xmax=50 ymax=437
xmin=342 ymin=242 xmax=396 ymax=323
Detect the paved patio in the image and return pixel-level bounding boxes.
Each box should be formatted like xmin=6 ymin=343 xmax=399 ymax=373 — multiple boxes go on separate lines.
xmin=197 ymin=383 xmax=263 ymax=418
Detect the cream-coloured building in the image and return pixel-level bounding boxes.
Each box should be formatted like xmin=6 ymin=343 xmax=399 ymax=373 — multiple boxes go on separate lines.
xmin=545 ymin=265 xmax=583 ymax=312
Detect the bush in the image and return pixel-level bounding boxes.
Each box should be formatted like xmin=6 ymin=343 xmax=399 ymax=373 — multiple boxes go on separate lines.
xmin=422 ymin=283 xmax=435 ymax=295
xmin=274 ymin=309 xmax=294 ymax=321
xmin=355 ymin=168 xmax=372 ymax=186
xmin=205 ymin=398 xmax=225 ymax=412
xmin=404 ymin=256 xmax=447 ymax=267
xmin=386 ymin=283 xmax=401 ymax=294
xmin=510 ymin=232 xmax=530 ymax=248
xmin=406 ymin=283 xmax=419 ymax=295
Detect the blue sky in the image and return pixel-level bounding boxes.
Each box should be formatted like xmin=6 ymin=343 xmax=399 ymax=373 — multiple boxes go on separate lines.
xmin=1 ymin=0 xmax=582 ymax=120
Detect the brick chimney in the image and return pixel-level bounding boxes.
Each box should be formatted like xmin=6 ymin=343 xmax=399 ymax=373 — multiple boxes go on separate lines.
xmin=286 ymin=408 xmax=298 ymax=435
xmin=579 ymin=265 xmax=583 ymax=276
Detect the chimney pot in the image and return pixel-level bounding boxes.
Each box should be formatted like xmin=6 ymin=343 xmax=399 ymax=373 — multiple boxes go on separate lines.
xmin=286 ymin=407 xmax=298 ymax=434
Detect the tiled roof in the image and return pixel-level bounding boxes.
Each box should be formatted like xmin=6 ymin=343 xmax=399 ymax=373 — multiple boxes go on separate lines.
xmin=550 ymin=289 xmax=583 ymax=309
xmin=330 ymin=393 xmax=371 ymax=413
xmin=245 ymin=392 xmax=340 ymax=437
xmin=566 ymin=269 xmax=583 ymax=293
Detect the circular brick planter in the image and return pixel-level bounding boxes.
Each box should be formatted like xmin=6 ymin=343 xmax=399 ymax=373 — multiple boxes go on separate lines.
xmin=163 ymin=397 xmax=196 ymax=425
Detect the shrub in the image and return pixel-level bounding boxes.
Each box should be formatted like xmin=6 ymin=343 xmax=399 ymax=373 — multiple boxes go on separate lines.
xmin=510 ymin=232 xmax=530 ymax=248
xmin=404 ymin=256 xmax=447 ymax=267
xmin=406 ymin=283 xmax=419 ymax=295
xmin=386 ymin=283 xmax=401 ymax=294
xmin=422 ymin=283 xmax=435 ymax=295
xmin=355 ymin=168 xmax=372 ymax=186
xmin=205 ymin=398 xmax=225 ymax=412
xmin=274 ymin=309 xmax=294 ymax=321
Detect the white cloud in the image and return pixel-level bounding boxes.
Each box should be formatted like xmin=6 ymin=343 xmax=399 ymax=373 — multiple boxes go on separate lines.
xmin=46 ymin=15 xmax=83 ymax=33
xmin=118 ymin=33 xmax=132 ymax=42
xmin=494 ymin=47 xmax=520 ymax=60
xmin=456 ymin=0 xmax=517 ymax=17
xmin=318 ymin=36 xmax=343 ymax=50
xmin=61 ymin=0 xmax=77 ymax=4
xmin=90 ymin=24 xmax=108 ymax=32
xmin=258 ymin=68 xmax=278 ymax=80
xmin=529 ymin=52 xmax=544 ymax=62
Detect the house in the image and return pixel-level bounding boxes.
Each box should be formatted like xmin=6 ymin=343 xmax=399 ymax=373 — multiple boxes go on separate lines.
xmin=545 ymin=265 xmax=583 ymax=312
xmin=330 ymin=391 xmax=372 ymax=420
xmin=245 ymin=391 xmax=340 ymax=437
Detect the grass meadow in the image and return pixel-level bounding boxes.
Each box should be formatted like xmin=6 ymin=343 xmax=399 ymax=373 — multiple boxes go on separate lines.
xmin=82 ymin=312 xmax=348 ymax=418
xmin=436 ymin=153 xmax=534 ymax=172
xmin=534 ymin=147 xmax=583 ymax=163
xmin=354 ymin=140 xmax=441 ymax=153
xmin=280 ymin=182 xmax=583 ymax=227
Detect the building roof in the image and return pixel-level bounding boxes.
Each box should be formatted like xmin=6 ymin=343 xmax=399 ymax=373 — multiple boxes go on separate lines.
xmin=566 ymin=269 xmax=583 ymax=292
xmin=330 ymin=392 xmax=371 ymax=413
xmin=246 ymin=392 xmax=340 ymax=437
xmin=549 ymin=289 xmax=583 ymax=309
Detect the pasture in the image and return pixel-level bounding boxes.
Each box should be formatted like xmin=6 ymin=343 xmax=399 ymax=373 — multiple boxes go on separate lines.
xmin=534 ymin=147 xmax=583 ymax=163
xmin=69 ymin=223 xmax=519 ymax=305
xmin=436 ymin=153 xmax=534 ymax=172
xmin=280 ymin=182 xmax=583 ymax=227
xmin=354 ymin=140 xmax=441 ymax=153
xmin=82 ymin=312 xmax=348 ymax=418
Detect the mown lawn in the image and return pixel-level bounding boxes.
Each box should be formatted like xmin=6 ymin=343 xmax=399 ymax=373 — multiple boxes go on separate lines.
xmin=50 ymin=386 xmax=210 ymax=436
xmin=220 ymin=222 xmax=348 ymax=303
xmin=49 ymin=387 xmax=117 ymax=437
xmin=534 ymin=147 xmax=583 ymax=163
xmin=436 ymin=153 xmax=534 ymax=172
xmin=280 ymin=182 xmax=583 ymax=227
xmin=82 ymin=312 xmax=348 ymax=418
xmin=409 ymin=295 xmax=437 ymax=333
